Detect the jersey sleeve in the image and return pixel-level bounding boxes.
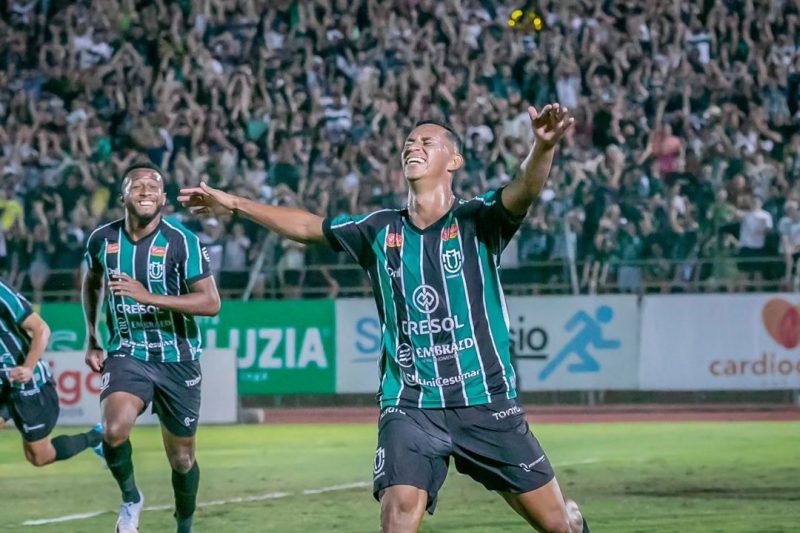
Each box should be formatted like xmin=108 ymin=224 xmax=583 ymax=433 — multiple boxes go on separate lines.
xmin=474 ymin=187 xmax=526 ymax=255
xmin=84 ymin=230 xmax=104 ymax=273
xmin=175 ymin=232 xmax=212 ymax=285
xmin=0 ymin=281 xmax=33 ymax=326
xmin=322 ymin=213 xmax=378 ymax=268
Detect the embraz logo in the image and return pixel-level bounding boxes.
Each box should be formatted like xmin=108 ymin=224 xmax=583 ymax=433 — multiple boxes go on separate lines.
xmin=149 ymin=262 xmax=164 ymax=280
xmin=762 ymin=299 xmax=800 ymax=348
xmin=412 ymin=285 xmax=439 ymax=314
xmin=442 ymin=249 xmax=463 ymax=276
xmin=397 ymin=343 xmax=413 ymax=368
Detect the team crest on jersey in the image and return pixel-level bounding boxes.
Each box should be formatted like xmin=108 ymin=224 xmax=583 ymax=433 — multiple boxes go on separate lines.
xmin=442 ymin=249 xmax=463 ymax=277
xmin=441 ymin=224 xmax=458 ymax=241
xmin=149 ymin=262 xmax=164 ymax=280
xmin=386 ymin=232 xmax=403 ymax=248
xmin=107 ymin=243 xmax=120 ymax=253
xmin=150 ymin=246 xmax=167 ymax=257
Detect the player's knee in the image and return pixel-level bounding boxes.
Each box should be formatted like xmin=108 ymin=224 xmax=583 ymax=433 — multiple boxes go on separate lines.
xmin=25 ymin=450 xmax=52 ymax=467
xmin=537 ymin=511 xmax=572 ymax=533
xmin=103 ymin=421 xmax=131 ymax=447
xmin=381 ymin=494 xmax=424 ymax=529
xmin=168 ymin=451 xmax=195 ymax=473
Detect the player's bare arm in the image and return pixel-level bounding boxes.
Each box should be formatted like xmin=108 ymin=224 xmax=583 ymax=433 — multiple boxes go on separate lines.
xmin=81 ymin=266 xmax=105 ymax=372
xmin=502 ymin=103 xmax=574 ymax=217
xmin=108 ymin=274 xmax=221 ymax=317
xmin=8 ymin=313 xmax=50 ymax=385
xmin=178 ymin=182 xmax=326 ymax=244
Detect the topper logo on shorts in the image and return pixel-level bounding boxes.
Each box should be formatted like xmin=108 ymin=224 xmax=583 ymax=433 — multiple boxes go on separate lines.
xmin=22 ymin=423 xmax=45 ymax=433
xmin=374 ymin=447 xmax=386 ymax=477
xmin=412 ymin=285 xmax=439 ymax=314
xmin=492 ymin=404 xmax=522 ymax=420
xmin=183 ymin=416 xmax=196 ymax=427
xmin=185 ymin=375 xmax=201 ymax=387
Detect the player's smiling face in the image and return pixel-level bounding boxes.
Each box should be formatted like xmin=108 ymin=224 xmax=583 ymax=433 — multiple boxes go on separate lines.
xmin=123 ymin=170 xmax=167 ymax=220
xmin=402 ymin=124 xmax=463 ymax=182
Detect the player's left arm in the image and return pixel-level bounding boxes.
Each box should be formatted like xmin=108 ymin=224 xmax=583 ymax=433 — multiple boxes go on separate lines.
xmin=501 ymin=104 xmax=574 ymax=217
xmin=10 ymin=313 xmax=51 ymax=384
xmin=109 ymin=273 xmax=221 ymax=316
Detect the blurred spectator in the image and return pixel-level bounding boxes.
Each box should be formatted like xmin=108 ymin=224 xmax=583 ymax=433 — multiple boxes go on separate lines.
xmin=0 ymin=0 xmax=797 ymax=299
xmin=738 ymin=196 xmax=774 ymax=289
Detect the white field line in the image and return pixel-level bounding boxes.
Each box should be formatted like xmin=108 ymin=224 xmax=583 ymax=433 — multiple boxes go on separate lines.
xmin=22 ymin=485 xmax=360 ymax=526
xmin=22 ymin=460 xmax=597 ymax=526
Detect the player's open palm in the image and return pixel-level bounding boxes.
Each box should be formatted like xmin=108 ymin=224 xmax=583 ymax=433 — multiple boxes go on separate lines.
xmin=528 ymin=103 xmax=574 ymax=149
xmin=178 ymin=182 xmax=237 ymax=216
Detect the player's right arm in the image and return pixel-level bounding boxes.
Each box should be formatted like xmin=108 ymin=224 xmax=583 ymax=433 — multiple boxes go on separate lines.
xmin=178 ymin=182 xmax=326 ymax=244
xmin=81 ymin=232 xmax=105 ymax=372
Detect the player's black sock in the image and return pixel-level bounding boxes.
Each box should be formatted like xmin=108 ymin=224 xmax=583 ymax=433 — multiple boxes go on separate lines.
xmin=103 ymin=440 xmax=141 ymax=503
xmin=175 ymin=512 xmax=194 ymax=533
xmin=582 ymin=517 xmax=590 ymax=532
xmin=172 ymin=461 xmax=200 ymax=521
xmin=51 ymin=427 xmax=102 ymax=461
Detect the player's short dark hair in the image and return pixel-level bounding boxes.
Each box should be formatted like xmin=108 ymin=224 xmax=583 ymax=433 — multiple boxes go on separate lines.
xmin=413 ymin=119 xmax=463 ymax=153
xmin=122 ymin=162 xmax=166 ymax=186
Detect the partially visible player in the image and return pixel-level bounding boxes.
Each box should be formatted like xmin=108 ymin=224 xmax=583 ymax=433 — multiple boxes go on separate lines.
xmin=179 ymin=104 xmax=587 ymax=532
xmin=82 ymin=164 xmax=220 ymax=533
xmin=0 ymin=278 xmax=103 ymax=466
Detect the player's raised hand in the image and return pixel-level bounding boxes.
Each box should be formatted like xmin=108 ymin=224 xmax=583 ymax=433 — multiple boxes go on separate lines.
xmin=528 ymin=103 xmax=574 ymax=149
xmin=178 ymin=182 xmax=237 ymax=216
xmin=85 ymin=347 xmax=105 ymax=373
xmin=108 ymin=273 xmax=152 ymax=305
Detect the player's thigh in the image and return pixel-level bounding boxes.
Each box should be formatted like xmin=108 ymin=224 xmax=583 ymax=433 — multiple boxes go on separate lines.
xmin=450 ymin=400 xmax=555 ymax=495
xmin=100 ymin=357 xmax=151 ymax=439
xmin=374 ymin=407 xmax=451 ymax=516
xmin=151 ymin=361 xmax=202 ymax=438
xmin=9 ymin=381 xmax=60 ymax=444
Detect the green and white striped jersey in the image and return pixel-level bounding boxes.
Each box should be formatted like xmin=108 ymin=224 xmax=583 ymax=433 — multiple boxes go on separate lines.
xmin=84 ymin=217 xmax=211 ymax=362
xmin=0 ymin=279 xmax=51 ymax=390
xmin=324 ymin=187 xmax=521 ymax=409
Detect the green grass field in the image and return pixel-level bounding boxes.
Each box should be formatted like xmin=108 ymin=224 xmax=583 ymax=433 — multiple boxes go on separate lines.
xmin=1 ymin=421 xmax=798 ymax=532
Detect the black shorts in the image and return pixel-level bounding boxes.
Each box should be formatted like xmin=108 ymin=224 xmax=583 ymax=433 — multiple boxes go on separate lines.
xmin=0 ymin=380 xmax=60 ymax=442
xmin=373 ymin=399 xmax=555 ymax=514
xmin=100 ymin=356 xmax=202 ymax=437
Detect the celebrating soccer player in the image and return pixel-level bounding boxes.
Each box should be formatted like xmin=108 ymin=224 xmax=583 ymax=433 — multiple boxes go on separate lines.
xmin=0 ymin=279 xmax=103 ymax=467
xmin=82 ymin=164 xmax=220 ymax=533
xmin=179 ymin=104 xmax=586 ymax=532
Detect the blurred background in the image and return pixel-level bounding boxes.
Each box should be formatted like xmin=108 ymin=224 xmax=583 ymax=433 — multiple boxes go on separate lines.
xmin=0 ymin=0 xmax=798 ymax=302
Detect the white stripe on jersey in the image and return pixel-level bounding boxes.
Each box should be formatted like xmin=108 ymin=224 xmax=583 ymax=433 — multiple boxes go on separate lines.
xmin=474 ymin=236 xmax=511 ymax=396
xmin=453 ymin=220 xmax=490 ymax=403
xmin=419 ymin=232 xmax=445 ymax=407
xmin=436 ymin=228 xmax=469 ymax=406
xmin=115 ymin=227 xmax=133 ymax=349
xmin=330 ymin=209 xmax=397 ymax=229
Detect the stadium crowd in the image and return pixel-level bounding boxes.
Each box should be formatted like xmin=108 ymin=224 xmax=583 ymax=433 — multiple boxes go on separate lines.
xmin=0 ymin=0 xmax=799 ymax=301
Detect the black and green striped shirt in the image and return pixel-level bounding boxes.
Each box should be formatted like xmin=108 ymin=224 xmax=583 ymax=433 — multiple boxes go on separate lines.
xmin=84 ymin=217 xmax=211 ymax=362
xmin=324 ymin=188 xmax=521 ymax=409
xmin=0 ymin=279 xmax=51 ymax=390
